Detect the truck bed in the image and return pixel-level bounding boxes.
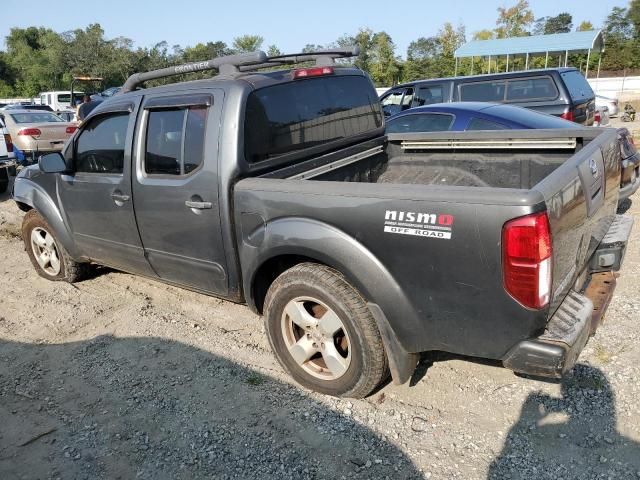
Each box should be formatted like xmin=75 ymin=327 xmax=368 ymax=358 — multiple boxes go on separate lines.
xmin=237 ymin=128 xmax=620 ymax=360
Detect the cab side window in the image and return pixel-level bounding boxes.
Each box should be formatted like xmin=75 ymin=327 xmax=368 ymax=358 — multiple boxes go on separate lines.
xmin=75 ymin=113 xmax=129 ymax=174
xmin=144 ymin=106 xmax=207 ymax=176
xmin=414 ymin=85 xmax=444 ymax=106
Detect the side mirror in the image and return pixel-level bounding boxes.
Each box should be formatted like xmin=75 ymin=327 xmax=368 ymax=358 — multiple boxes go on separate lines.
xmin=39 ymin=152 xmax=68 ymax=174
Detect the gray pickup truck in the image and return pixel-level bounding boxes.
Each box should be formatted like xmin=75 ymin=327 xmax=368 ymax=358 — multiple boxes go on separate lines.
xmin=13 ymin=48 xmax=634 ymax=398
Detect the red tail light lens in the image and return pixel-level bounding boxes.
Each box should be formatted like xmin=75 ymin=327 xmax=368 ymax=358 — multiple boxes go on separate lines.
xmin=3 ymin=133 xmax=12 ymax=152
xmin=65 ymin=126 xmax=77 ymax=134
xmin=560 ymin=110 xmax=575 ymax=122
xmin=502 ymin=212 xmax=552 ymax=309
xmin=17 ymin=128 xmax=42 ymax=137
xmin=292 ymin=66 xmax=334 ymax=79
xmin=594 ymin=111 xmax=601 ymax=123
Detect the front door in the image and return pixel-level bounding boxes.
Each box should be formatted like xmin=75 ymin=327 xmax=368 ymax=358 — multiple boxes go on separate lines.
xmin=58 ymin=100 xmax=153 ymax=275
xmin=132 ymin=90 xmax=228 ymax=295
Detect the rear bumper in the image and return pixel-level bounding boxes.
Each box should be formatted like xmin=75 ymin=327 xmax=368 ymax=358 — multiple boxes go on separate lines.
xmin=503 ymin=214 xmax=634 ymax=378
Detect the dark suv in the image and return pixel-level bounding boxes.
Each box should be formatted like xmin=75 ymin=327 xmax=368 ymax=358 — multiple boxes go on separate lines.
xmin=380 ymin=67 xmax=595 ymax=125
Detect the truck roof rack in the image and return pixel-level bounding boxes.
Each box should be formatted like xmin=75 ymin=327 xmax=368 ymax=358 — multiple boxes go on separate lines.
xmin=120 ymin=47 xmax=359 ymax=93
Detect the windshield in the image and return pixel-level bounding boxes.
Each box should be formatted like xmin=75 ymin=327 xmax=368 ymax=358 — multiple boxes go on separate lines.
xmin=57 ymin=93 xmax=84 ymax=104
xmin=10 ymin=112 xmax=65 ymax=124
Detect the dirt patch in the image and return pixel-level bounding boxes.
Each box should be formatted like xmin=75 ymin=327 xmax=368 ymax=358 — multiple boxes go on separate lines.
xmin=1 ymin=176 xmax=639 ymax=479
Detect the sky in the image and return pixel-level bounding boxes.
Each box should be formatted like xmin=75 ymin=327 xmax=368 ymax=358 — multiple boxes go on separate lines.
xmin=0 ymin=0 xmax=629 ymax=58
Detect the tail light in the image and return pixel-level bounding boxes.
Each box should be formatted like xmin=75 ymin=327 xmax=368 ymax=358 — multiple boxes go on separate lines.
xmin=502 ymin=212 xmax=552 ymax=310
xmin=292 ymin=66 xmax=334 ymax=79
xmin=17 ymin=128 xmax=42 ymax=137
xmin=560 ymin=110 xmax=575 ymax=122
xmin=65 ymin=126 xmax=77 ymax=134
xmin=3 ymin=133 xmax=12 ymax=152
xmin=594 ymin=111 xmax=601 ymax=124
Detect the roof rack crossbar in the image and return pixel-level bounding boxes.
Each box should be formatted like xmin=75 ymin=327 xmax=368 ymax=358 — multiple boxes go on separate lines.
xmin=120 ymin=46 xmax=360 ymax=93
xmin=121 ymin=51 xmax=268 ymax=93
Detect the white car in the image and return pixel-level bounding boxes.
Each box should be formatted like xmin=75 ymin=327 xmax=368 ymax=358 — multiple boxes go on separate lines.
xmin=596 ymin=95 xmax=618 ymax=117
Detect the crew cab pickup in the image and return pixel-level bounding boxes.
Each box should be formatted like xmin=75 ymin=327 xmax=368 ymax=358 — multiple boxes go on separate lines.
xmin=13 ymin=49 xmax=634 ymax=398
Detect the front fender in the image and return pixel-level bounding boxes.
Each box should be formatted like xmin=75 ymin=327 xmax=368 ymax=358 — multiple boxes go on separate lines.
xmin=240 ymin=216 xmax=422 ymax=355
xmin=13 ymin=174 xmax=83 ymax=260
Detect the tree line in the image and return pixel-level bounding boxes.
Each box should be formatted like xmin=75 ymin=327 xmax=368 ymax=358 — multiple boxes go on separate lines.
xmin=1 ymin=0 xmax=640 ymax=97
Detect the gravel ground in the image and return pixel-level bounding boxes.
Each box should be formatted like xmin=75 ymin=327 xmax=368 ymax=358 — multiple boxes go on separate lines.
xmin=0 ymin=176 xmax=639 ymax=480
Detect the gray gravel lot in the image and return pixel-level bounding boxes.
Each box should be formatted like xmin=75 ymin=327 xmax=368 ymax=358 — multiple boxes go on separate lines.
xmin=0 ymin=176 xmax=639 ymax=479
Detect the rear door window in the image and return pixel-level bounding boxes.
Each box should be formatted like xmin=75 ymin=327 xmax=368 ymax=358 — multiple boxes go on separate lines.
xmin=506 ymin=77 xmax=557 ymax=101
xmin=561 ymin=71 xmax=594 ymax=102
xmin=459 ymin=81 xmax=506 ymax=102
xmin=414 ymin=85 xmax=444 ymax=106
xmin=245 ymin=75 xmax=382 ymax=164
xmin=386 ymin=113 xmax=454 ymax=133
xmin=145 ymin=106 xmax=207 ymax=176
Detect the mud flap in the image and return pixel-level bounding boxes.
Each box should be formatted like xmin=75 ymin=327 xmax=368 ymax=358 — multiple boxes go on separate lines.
xmin=367 ymin=302 xmax=419 ymax=385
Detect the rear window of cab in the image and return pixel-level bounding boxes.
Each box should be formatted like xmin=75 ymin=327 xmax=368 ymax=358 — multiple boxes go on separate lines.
xmin=244 ymin=75 xmax=383 ymax=164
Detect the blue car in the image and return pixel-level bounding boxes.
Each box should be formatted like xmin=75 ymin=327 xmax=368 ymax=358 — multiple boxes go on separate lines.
xmin=385 ymin=102 xmax=580 ymax=134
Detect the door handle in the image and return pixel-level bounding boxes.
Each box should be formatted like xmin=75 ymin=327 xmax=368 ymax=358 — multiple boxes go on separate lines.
xmin=185 ymin=200 xmax=212 ymax=209
xmin=111 ymin=193 xmax=130 ymax=202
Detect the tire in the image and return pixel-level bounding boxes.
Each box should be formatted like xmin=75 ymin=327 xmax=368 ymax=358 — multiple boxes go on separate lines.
xmin=21 ymin=210 xmax=89 ymax=282
xmin=0 ymin=180 xmax=7 ymax=194
xmin=264 ymin=263 xmax=389 ymax=398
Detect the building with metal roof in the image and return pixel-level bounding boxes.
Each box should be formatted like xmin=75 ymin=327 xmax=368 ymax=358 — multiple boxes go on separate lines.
xmin=454 ymin=30 xmax=604 ymax=78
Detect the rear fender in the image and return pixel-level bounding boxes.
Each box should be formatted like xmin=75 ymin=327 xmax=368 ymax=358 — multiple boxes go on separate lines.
xmin=241 ymin=217 xmax=422 ymax=382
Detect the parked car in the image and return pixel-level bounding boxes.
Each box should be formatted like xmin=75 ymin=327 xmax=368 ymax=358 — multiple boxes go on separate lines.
xmin=386 ymin=103 xmax=637 ymax=203
xmin=13 ymin=49 xmax=633 ymax=399
xmin=0 ymin=110 xmax=77 ymax=162
xmin=385 ymin=102 xmax=580 ymax=133
xmin=380 ymin=67 xmax=596 ymax=125
xmin=596 ymin=94 xmax=619 ymax=117
xmin=1 ymin=103 xmax=54 ymax=112
xmin=0 ymin=116 xmax=16 ymax=193
xmin=91 ymin=86 xmax=121 ymax=101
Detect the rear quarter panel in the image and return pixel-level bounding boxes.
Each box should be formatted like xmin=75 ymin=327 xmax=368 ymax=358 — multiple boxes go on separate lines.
xmin=235 ymin=179 xmax=550 ymax=358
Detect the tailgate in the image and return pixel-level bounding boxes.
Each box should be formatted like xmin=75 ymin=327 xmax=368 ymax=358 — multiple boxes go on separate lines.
xmin=534 ymin=128 xmax=621 ymax=313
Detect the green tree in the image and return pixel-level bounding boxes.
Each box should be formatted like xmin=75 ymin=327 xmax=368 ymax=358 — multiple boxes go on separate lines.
xmin=576 ymin=20 xmax=594 ymax=31
xmin=232 ymin=35 xmax=264 ymax=53
xmin=472 ymin=29 xmax=495 ymax=40
xmin=267 ymin=44 xmax=282 ymax=56
xmin=369 ymin=31 xmax=400 ymax=86
xmin=495 ymin=0 xmax=535 ymax=38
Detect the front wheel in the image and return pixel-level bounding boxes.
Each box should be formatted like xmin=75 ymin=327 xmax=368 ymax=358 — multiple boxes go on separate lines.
xmin=264 ymin=263 xmax=389 ymax=398
xmin=21 ymin=210 xmax=89 ymax=282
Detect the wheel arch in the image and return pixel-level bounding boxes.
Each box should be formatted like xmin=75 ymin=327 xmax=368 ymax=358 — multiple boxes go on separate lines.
xmin=241 ymin=217 xmax=420 ymax=384
xmin=13 ymin=177 xmax=83 ymax=260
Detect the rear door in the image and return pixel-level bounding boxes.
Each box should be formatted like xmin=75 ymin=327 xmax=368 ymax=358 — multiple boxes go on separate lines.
xmin=560 ymin=70 xmax=595 ymax=125
xmin=132 ymin=90 xmax=228 ymax=295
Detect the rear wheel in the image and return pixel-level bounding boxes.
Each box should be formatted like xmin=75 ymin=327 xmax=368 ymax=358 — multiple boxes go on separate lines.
xmin=22 ymin=210 xmax=89 ymax=282
xmin=264 ymin=263 xmax=389 ymax=398
xmin=0 ymin=168 xmax=8 ymax=193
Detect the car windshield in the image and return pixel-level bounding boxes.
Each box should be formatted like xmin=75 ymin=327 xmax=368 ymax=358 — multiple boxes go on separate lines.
xmin=10 ymin=112 xmax=65 ymax=124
